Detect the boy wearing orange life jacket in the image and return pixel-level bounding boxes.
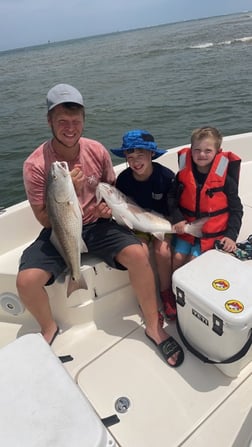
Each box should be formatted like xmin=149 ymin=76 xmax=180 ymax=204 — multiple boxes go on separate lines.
xmin=171 ymin=126 xmax=243 ymax=271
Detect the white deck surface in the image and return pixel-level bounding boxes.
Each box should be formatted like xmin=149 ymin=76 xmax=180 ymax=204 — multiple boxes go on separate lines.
xmin=76 ymin=323 xmax=252 ymax=447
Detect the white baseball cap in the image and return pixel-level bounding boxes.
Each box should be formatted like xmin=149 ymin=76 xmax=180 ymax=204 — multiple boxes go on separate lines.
xmin=46 ymin=83 xmax=84 ymax=111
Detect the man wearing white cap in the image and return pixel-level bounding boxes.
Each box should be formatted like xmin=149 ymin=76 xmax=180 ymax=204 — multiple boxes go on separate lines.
xmin=16 ymin=84 xmax=184 ymax=368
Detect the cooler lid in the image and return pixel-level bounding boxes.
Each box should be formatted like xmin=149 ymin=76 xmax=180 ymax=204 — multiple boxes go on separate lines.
xmin=0 ymin=334 xmax=114 ymax=447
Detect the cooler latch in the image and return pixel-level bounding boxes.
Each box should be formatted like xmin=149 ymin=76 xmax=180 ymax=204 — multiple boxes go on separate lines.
xmin=176 ymin=287 xmax=185 ymax=307
xmin=212 ymin=314 xmax=223 ymax=336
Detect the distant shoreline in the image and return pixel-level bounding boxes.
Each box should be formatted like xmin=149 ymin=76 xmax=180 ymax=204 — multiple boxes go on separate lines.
xmin=1 ymin=11 xmax=251 ymax=54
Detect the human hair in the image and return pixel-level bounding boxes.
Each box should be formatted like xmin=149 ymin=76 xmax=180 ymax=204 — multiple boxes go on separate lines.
xmin=47 ymin=102 xmax=85 ymax=119
xmin=191 ymin=126 xmax=222 ymax=150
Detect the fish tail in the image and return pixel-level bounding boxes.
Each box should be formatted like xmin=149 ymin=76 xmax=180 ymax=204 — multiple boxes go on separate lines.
xmin=67 ymin=272 xmax=88 ymax=297
xmin=152 ymin=232 xmax=166 ymax=241
xmin=184 ymin=217 xmax=209 ymax=238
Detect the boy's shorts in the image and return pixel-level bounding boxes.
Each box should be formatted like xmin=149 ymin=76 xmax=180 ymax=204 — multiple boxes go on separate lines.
xmin=173 ymin=236 xmax=201 ymax=257
xmin=19 ymin=219 xmax=141 ymax=285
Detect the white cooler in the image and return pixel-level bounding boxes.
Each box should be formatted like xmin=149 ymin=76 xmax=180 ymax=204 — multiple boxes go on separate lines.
xmin=172 ymin=249 xmax=252 ymax=377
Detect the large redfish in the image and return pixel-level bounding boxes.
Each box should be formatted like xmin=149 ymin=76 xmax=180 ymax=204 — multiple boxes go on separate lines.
xmin=96 ymin=182 xmax=208 ymax=240
xmin=46 ymin=161 xmax=88 ymax=297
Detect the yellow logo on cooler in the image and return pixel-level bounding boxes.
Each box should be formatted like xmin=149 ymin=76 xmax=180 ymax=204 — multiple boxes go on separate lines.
xmin=225 ymin=300 xmax=244 ymax=313
xmin=212 ymin=278 xmax=230 ymax=291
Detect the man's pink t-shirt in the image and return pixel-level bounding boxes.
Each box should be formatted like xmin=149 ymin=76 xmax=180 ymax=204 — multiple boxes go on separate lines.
xmin=23 ymin=137 xmax=116 ymax=224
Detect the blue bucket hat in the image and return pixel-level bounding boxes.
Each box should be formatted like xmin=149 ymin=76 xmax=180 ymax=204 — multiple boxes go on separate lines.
xmin=110 ymin=129 xmax=167 ymax=159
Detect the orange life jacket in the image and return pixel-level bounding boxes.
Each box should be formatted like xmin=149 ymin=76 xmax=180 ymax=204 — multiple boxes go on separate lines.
xmin=177 ymin=147 xmax=241 ymax=252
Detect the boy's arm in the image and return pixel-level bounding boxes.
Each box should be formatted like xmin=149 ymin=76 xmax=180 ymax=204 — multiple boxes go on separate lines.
xmin=223 ymin=176 xmax=243 ymax=241
xmin=167 ymin=177 xmax=185 ymax=224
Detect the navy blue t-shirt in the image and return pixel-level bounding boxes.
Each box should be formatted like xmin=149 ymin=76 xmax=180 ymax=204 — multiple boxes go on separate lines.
xmin=116 ymin=162 xmax=175 ymax=216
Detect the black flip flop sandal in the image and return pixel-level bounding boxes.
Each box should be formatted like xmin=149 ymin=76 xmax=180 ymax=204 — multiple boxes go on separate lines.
xmin=145 ymin=332 xmax=184 ymax=367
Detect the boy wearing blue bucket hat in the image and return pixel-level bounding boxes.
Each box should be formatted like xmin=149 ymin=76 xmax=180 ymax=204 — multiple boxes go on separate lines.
xmin=111 ymin=129 xmax=177 ymax=320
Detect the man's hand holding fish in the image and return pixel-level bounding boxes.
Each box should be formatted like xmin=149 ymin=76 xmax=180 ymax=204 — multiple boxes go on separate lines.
xmin=89 ymin=200 xmax=113 ymax=220
xmin=70 ymin=164 xmax=85 ymax=196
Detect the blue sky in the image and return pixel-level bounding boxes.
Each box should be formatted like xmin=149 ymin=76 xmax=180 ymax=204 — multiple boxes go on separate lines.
xmin=1 ymin=0 xmax=252 ymax=51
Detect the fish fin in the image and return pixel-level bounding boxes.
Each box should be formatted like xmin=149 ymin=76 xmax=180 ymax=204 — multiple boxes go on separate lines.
xmin=120 ymin=215 xmax=134 ymax=229
xmin=80 ymin=238 xmax=88 ymax=253
xmin=67 ymin=272 xmax=88 ymax=297
xmin=50 ymin=231 xmax=64 ymax=257
xmin=127 ymin=204 xmax=144 ymax=222
xmin=184 ymin=217 xmax=209 ymax=237
xmin=67 ymin=200 xmax=80 ymax=219
xmin=78 ymin=199 xmax=84 ymax=217
xmin=95 ymin=186 xmax=102 ymax=204
xmin=152 ymin=232 xmax=165 ymax=241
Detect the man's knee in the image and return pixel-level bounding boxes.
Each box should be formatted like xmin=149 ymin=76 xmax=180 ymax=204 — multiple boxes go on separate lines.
xmin=16 ymin=270 xmax=27 ymax=292
xmin=116 ymin=243 xmax=149 ymax=267
xmin=16 ymin=268 xmax=50 ymax=292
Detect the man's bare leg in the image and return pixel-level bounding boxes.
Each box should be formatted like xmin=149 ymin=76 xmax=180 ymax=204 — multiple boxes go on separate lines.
xmin=116 ymin=244 xmax=180 ymax=366
xmin=16 ymin=268 xmax=58 ymax=344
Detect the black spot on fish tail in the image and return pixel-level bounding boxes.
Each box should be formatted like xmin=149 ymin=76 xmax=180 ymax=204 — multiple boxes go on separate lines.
xmin=67 ymin=273 xmax=88 ymax=297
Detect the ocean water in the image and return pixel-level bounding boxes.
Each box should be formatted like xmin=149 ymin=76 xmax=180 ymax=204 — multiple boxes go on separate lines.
xmin=1 ymin=12 xmax=252 ymax=208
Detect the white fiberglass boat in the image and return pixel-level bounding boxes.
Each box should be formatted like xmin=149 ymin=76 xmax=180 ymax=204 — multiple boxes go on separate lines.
xmin=0 ymin=133 xmax=252 ymax=447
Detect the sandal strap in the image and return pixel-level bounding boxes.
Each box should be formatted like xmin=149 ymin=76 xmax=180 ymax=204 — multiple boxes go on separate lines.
xmin=159 ymin=337 xmax=182 ymax=358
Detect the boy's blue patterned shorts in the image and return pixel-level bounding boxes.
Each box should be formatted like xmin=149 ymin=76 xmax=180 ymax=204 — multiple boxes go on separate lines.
xmin=173 ymin=237 xmax=201 ymax=257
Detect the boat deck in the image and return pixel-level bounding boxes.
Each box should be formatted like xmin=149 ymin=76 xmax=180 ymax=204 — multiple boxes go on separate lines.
xmin=0 ymin=133 xmax=252 ymax=446
xmin=3 ymin=290 xmax=250 ymax=447
xmin=75 ymin=323 xmax=252 ymax=447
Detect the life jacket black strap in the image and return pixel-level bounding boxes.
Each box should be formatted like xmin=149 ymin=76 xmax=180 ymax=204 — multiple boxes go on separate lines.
xmin=179 ymin=206 xmax=229 ymax=218
xmin=206 ymin=186 xmax=224 ymax=197
xmin=202 ymin=230 xmax=226 ymax=239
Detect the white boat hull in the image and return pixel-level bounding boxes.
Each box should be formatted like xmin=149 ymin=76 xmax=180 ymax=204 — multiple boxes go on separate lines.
xmin=0 ymin=132 xmax=252 ymax=446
